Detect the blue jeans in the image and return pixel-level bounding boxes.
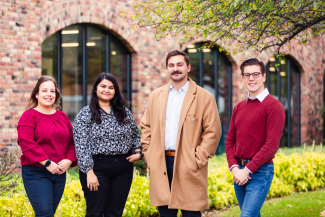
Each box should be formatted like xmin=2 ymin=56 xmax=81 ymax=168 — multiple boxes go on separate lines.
xmin=22 ymin=165 xmax=66 ymax=217
xmin=234 ymin=163 xmax=274 ymax=217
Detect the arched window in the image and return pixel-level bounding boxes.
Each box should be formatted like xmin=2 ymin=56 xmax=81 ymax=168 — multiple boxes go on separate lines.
xmin=266 ymin=57 xmax=301 ymax=147
xmin=185 ymin=43 xmax=232 ymax=155
xmin=41 ymin=24 xmax=132 ymax=122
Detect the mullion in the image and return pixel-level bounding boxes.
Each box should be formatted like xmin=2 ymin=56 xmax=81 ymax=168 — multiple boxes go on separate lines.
xmin=82 ymin=25 xmax=87 ymax=107
xmin=277 ymin=58 xmax=281 ymax=102
xmin=297 ymin=71 xmax=301 ymax=146
xmin=266 ymin=62 xmax=270 ymax=90
xmin=127 ymin=54 xmax=132 ymax=111
xmin=228 ymin=64 xmax=232 ymax=120
xmin=287 ymin=59 xmax=291 ymax=148
xmin=214 ymin=50 xmax=218 ymax=102
xmin=106 ymin=34 xmax=110 ymax=73
xmin=57 ymin=30 xmax=62 ymax=109
xmin=199 ymin=50 xmax=203 ymax=87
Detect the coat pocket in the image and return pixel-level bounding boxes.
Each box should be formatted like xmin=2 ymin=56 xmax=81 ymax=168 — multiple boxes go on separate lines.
xmin=185 ymin=114 xmax=199 ymax=122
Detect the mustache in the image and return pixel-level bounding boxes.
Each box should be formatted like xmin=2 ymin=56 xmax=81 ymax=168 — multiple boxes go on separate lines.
xmin=171 ymin=71 xmax=182 ymax=75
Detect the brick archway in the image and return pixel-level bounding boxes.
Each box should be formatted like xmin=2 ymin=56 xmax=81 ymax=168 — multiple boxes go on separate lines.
xmin=35 ymin=0 xmax=140 ymax=53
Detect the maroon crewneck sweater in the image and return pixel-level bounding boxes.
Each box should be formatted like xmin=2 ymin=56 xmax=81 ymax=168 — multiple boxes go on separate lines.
xmin=225 ymin=94 xmax=285 ymax=173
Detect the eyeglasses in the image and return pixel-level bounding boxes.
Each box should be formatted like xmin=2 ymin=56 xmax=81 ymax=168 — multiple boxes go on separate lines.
xmin=242 ymin=72 xmax=261 ymax=79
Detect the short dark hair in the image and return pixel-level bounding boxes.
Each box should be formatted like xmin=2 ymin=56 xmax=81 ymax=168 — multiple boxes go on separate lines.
xmin=166 ymin=50 xmax=190 ymax=67
xmin=240 ymin=58 xmax=266 ymax=75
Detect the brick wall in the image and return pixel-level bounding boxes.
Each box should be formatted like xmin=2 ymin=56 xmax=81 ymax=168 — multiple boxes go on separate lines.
xmin=0 ymin=0 xmax=324 ymax=169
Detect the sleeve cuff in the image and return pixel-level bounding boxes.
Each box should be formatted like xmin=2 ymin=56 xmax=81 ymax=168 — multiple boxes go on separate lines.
xmin=65 ymin=157 xmax=78 ymax=168
xmin=132 ymin=143 xmax=142 ymax=151
xmin=229 ymin=164 xmax=239 ymax=172
xmin=245 ymin=166 xmax=253 ymax=174
xmin=78 ymin=161 xmax=94 ymax=174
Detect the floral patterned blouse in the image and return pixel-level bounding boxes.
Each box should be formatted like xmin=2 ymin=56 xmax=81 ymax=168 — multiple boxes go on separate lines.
xmin=73 ymin=106 xmax=141 ymax=173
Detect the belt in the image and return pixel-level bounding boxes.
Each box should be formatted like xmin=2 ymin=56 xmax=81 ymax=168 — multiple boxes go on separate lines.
xmin=237 ymin=158 xmax=251 ymax=166
xmin=165 ymin=150 xmax=175 ymax=157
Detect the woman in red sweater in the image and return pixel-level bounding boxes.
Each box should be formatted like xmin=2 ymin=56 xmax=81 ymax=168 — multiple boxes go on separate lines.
xmin=17 ymin=76 xmax=77 ymax=217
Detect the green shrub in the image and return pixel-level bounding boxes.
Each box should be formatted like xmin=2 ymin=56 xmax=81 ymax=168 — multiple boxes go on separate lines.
xmin=1 ymin=145 xmax=324 ymax=216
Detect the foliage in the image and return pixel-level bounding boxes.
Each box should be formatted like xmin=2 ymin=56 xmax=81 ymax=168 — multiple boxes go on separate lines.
xmin=122 ymin=0 xmax=325 ymax=55
xmin=0 ymin=145 xmax=324 ymax=216
xmin=224 ymin=188 xmax=325 ymax=216
xmin=123 ymin=169 xmax=157 ymax=217
xmin=0 ymin=150 xmax=18 ymax=196
xmin=133 ymin=159 xmax=148 ymax=176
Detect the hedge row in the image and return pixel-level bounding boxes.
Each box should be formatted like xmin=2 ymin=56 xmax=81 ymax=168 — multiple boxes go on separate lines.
xmin=1 ymin=146 xmax=324 ymax=216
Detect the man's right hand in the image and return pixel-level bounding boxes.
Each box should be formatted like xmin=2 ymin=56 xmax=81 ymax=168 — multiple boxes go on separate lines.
xmin=231 ymin=166 xmax=240 ymax=174
xmin=87 ymin=169 xmax=100 ymax=191
xmin=231 ymin=167 xmax=250 ymax=186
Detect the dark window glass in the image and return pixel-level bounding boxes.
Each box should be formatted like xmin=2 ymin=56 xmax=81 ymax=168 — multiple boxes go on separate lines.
xmin=217 ymin=53 xmax=231 ymax=154
xmin=290 ymin=63 xmax=300 ymax=146
xmin=42 ymin=32 xmax=58 ymax=79
xmin=203 ymin=48 xmax=215 ymax=97
xmin=41 ymin=24 xmax=132 ymax=122
xmin=110 ymin=37 xmax=128 ymax=106
xmin=187 ymin=44 xmax=200 ymax=84
xmin=86 ymin=26 xmax=106 ymax=104
xmin=61 ymin=25 xmax=83 ymax=122
xmin=268 ymin=58 xmax=278 ymax=98
xmin=266 ymin=57 xmax=301 ymax=147
xmin=279 ymin=59 xmax=289 ymax=147
xmin=185 ymin=44 xmax=232 ymax=155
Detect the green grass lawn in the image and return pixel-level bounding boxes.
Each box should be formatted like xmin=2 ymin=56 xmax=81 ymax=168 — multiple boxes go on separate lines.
xmin=223 ymin=188 xmax=325 ymax=217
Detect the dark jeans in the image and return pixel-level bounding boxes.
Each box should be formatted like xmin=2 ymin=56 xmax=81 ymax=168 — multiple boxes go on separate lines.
xmin=234 ymin=163 xmax=274 ymax=217
xmin=158 ymin=155 xmax=201 ymax=217
xmin=79 ymin=153 xmax=134 ymax=217
xmin=22 ymin=165 xmax=66 ymax=217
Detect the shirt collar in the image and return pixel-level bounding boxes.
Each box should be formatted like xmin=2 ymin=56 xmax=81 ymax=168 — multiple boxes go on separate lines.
xmin=246 ymin=88 xmax=269 ymax=102
xmin=169 ymin=80 xmax=190 ymax=93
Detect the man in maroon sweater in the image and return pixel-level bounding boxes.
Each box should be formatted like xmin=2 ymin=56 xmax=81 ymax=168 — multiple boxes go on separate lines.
xmin=226 ymin=58 xmax=285 ymax=217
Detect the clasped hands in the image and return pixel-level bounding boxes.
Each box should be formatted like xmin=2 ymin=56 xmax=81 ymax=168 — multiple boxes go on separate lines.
xmin=45 ymin=159 xmax=72 ymax=175
xmin=231 ymin=167 xmax=251 ymax=186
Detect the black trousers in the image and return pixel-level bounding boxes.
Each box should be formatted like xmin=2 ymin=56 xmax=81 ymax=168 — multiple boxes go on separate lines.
xmin=79 ymin=153 xmax=133 ymax=217
xmin=158 ymin=155 xmax=201 ymax=217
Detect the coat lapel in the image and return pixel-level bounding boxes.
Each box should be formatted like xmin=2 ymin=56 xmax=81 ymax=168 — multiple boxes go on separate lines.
xmin=176 ymin=79 xmax=197 ymax=149
xmin=159 ymin=82 xmax=171 ymax=149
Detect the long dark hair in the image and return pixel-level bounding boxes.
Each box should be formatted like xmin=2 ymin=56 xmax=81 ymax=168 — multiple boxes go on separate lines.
xmin=27 ymin=75 xmax=61 ymax=110
xmin=89 ymin=72 xmax=129 ymax=125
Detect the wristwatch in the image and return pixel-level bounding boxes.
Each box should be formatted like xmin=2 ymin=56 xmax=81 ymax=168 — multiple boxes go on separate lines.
xmin=134 ymin=151 xmax=144 ymax=160
xmin=44 ymin=159 xmax=51 ymax=167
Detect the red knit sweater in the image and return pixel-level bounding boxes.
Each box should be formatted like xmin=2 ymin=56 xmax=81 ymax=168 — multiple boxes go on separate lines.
xmin=225 ymin=95 xmax=285 ymax=173
xmin=17 ymin=109 xmax=77 ymax=168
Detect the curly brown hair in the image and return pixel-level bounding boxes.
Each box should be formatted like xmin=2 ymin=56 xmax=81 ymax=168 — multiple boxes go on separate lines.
xmin=26 ymin=75 xmax=61 ymax=110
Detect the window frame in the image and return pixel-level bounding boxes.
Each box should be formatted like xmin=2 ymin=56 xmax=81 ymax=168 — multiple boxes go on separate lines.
xmin=266 ymin=57 xmax=301 ymax=147
xmin=49 ymin=24 xmax=133 ymax=111
xmin=185 ymin=45 xmax=233 ymax=155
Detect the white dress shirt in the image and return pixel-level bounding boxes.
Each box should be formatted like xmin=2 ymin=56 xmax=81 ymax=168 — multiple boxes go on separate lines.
xmin=246 ymin=88 xmax=269 ymax=102
xmin=230 ymin=88 xmax=269 ymax=174
xmin=164 ymin=81 xmax=190 ymax=150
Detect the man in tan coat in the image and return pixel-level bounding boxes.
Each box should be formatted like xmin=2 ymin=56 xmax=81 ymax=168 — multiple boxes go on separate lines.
xmin=140 ymin=50 xmax=222 ymax=216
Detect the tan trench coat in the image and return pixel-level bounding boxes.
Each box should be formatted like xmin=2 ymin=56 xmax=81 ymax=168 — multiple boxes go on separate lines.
xmin=140 ymin=78 xmax=222 ymax=211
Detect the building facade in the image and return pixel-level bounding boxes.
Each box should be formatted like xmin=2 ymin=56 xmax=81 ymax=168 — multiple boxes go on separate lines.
xmin=1 ymin=0 xmax=325 ymax=165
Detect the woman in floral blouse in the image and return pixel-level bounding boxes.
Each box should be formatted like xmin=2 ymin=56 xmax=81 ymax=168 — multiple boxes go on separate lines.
xmin=73 ymin=72 xmax=142 ymax=216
